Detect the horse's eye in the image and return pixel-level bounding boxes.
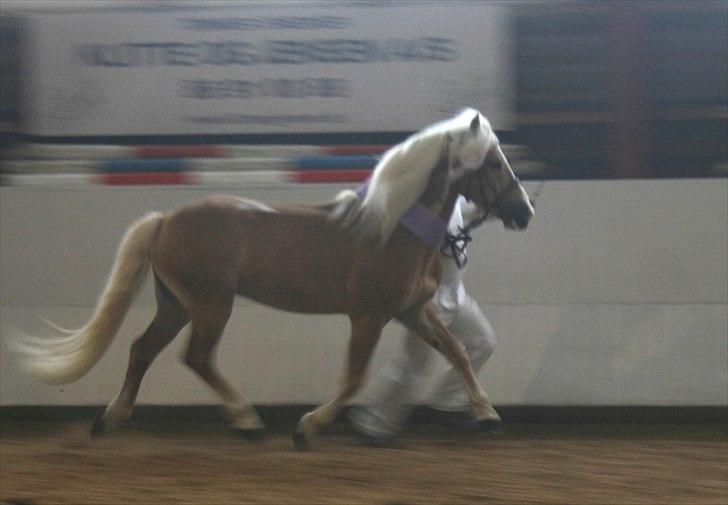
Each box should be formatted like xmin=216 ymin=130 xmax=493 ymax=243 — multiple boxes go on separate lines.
xmin=483 ymin=154 xmax=501 ymax=172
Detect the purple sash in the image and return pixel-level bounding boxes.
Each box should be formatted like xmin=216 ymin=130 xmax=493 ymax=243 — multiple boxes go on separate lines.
xmin=356 ymin=181 xmax=448 ymax=248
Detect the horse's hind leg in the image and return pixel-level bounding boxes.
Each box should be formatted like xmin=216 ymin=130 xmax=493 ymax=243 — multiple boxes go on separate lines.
xmin=93 ymin=276 xmax=189 ymax=436
xmin=398 ymin=303 xmax=500 ymax=427
xmin=183 ymin=292 xmax=265 ymax=438
xmin=294 ymin=315 xmax=385 ymax=451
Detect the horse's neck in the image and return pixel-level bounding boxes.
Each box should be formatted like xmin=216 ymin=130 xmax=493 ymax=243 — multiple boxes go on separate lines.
xmin=439 ymin=190 xmax=461 ymax=224
xmin=417 ymin=147 xmax=457 ymax=223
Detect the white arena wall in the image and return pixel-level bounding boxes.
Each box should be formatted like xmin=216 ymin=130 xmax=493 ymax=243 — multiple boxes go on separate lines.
xmin=1 ymin=178 xmax=726 ymax=407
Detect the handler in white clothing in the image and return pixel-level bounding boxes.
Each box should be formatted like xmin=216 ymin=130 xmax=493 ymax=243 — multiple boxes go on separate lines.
xmin=350 ymin=196 xmax=500 ymax=441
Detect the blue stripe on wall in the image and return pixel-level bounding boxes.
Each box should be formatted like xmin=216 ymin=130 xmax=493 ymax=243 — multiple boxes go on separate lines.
xmin=293 ymin=155 xmax=379 ymax=170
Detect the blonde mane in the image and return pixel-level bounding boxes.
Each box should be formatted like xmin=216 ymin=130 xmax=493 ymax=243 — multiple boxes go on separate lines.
xmin=332 ymin=108 xmax=495 ymax=249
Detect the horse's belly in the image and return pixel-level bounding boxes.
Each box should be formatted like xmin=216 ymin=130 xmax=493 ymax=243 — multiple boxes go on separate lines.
xmin=237 ymin=278 xmax=344 ymax=314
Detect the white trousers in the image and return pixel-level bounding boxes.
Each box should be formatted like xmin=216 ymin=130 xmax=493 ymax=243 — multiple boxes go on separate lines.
xmin=352 ymin=292 xmax=496 ymax=436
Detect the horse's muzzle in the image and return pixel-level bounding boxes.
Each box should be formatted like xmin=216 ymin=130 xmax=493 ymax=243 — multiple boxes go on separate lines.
xmin=498 ymin=201 xmax=534 ymax=230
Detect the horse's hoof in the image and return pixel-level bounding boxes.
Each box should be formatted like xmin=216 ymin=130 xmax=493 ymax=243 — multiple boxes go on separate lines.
xmin=292 ymin=429 xmax=311 ymax=451
xmin=292 ymin=415 xmax=315 ymax=451
xmin=90 ymin=417 xmax=106 ymax=438
xmin=234 ymin=428 xmax=265 ymax=442
xmin=477 ymin=419 xmax=502 ymax=435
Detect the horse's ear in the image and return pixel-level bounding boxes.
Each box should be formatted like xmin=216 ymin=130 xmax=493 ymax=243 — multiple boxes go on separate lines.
xmin=470 ymin=113 xmax=480 ymax=131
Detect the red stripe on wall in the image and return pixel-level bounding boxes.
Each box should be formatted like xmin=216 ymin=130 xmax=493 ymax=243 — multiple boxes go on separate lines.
xmin=292 ymin=169 xmax=372 ymax=183
xmin=95 ymin=172 xmax=194 ymax=185
xmin=324 ymin=145 xmax=390 ymax=155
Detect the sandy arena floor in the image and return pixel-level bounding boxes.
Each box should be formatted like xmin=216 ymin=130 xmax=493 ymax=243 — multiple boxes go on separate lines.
xmin=1 ymin=418 xmax=726 ymax=505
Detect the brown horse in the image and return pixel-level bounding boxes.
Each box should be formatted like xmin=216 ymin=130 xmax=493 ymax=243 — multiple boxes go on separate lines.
xmin=21 ymin=109 xmax=534 ymax=450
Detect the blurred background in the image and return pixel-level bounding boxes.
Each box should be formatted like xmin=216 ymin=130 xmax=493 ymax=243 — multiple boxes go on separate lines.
xmin=1 ymin=0 xmax=726 ymax=178
xmin=0 ymin=1 xmax=725 ymax=411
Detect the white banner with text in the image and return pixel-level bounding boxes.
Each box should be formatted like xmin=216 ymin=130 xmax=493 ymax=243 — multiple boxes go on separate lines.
xmin=20 ymin=2 xmax=514 ymax=136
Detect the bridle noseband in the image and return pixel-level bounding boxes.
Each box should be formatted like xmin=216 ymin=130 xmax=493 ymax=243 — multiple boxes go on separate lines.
xmin=467 ymin=166 xmax=523 ymax=228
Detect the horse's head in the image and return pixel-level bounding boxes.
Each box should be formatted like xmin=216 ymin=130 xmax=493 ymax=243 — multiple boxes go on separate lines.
xmin=454 ymin=138 xmax=535 ymax=231
xmin=330 ymin=109 xmax=533 ymax=249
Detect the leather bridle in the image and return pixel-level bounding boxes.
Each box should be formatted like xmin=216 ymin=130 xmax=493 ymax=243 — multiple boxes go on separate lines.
xmin=441 ymin=167 xmax=523 ymax=268
xmin=463 ymin=165 xmax=524 ymax=228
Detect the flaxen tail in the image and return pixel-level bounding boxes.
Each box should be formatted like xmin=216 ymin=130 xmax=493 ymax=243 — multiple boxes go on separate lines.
xmin=18 ymin=212 xmax=164 ymax=384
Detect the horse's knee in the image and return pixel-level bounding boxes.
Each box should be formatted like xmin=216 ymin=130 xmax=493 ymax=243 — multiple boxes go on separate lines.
xmin=129 ymin=316 xmax=181 ymax=365
xmin=129 ymin=337 xmax=145 ymax=358
xmin=129 ymin=335 xmax=159 ymax=368
xmin=183 ymin=349 xmax=209 ymax=375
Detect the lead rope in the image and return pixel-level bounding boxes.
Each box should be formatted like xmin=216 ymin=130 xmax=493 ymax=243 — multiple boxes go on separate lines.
xmin=440 ymin=227 xmax=473 ymax=269
xmin=530 ymin=180 xmax=546 ymax=203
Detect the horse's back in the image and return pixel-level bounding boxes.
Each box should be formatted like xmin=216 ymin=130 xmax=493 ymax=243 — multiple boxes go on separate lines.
xmin=150 ymin=195 xmax=352 ymax=313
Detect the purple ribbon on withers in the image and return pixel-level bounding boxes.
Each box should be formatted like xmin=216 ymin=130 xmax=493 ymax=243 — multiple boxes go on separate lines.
xmin=356 ymin=181 xmax=448 ymax=248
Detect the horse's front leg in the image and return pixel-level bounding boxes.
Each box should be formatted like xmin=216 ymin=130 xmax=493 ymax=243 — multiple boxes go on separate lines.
xmin=399 ymin=303 xmax=501 ymax=428
xmin=293 ymin=315 xmax=385 ymax=451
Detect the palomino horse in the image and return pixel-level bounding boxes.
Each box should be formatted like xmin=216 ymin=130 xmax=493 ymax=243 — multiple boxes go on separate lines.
xmin=20 ymin=109 xmax=534 ymax=450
